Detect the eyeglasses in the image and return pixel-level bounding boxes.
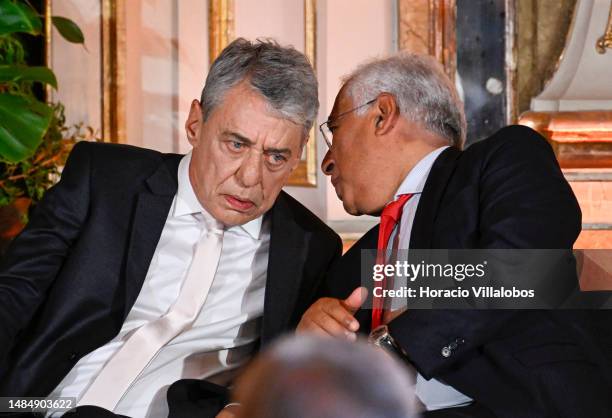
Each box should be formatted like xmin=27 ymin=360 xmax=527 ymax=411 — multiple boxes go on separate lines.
xmin=319 ymin=99 xmax=376 ymax=148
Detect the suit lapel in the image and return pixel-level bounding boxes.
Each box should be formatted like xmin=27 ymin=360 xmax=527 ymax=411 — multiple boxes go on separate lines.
xmin=123 ymin=155 xmax=181 ymax=317
xmin=261 ymin=192 xmax=309 ymax=344
xmin=410 ymin=147 xmax=461 ymax=249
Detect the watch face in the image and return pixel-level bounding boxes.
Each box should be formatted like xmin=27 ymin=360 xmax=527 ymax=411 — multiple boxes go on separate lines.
xmin=369 ymin=325 xmax=389 ymax=342
xmin=378 ymin=337 xmax=392 ymax=349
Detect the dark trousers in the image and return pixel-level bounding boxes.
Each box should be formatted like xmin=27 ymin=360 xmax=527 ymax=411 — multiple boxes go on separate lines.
xmin=62 ymin=380 xmax=228 ymax=418
xmin=423 ymin=403 xmax=497 ymax=418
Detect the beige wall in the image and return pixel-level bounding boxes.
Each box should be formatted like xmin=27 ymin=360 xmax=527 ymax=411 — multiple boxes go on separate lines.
xmin=51 ymin=0 xmax=102 ymax=134
xmin=320 ymin=0 xmax=394 ymax=223
xmin=124 ymin=0 xmax=208 ymax=153
xmin=235 ymin=0 xmax=305 ymax=47
xmin=53 ymin=0 xmax=208 ymax=152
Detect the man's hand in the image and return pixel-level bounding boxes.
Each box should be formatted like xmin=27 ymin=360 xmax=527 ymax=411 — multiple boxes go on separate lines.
xmin=297 ymin=287 xmax=368 ymax=341
xmin=216 ymin=404 xmax=240 ymax=418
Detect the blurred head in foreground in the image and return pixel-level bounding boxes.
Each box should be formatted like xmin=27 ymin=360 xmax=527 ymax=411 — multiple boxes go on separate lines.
xmin=234 ymin=335 xmax=419 ymax=418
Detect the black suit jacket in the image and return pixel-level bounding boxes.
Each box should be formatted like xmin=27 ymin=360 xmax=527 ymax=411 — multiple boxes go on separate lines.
xmin=324 ymin=126 xmax=612 ymax=418
xmin=0 ymin=142 xmax=342 ymax=411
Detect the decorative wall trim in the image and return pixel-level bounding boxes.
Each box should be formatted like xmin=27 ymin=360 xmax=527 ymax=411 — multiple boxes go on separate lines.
xmin=596 ymin=2 xmax=612 ymax=53
xmin=519 ymin=110 xmax=612 ymax=168
xmin=563 ymin=170 xmax=612 ymax=181
xmin=208 ymin=0 xmax=235 ymax=64
xmin=101 ymin=0 xmax=126 ymax=143
xmin=397 ymin=0 xmax=456 ymax=81
xmin=583 ymin=223 xmax=612 ymax=230
xmin=44 ymin=0 xmax=53 ymax=101
xmin=287 ymin=0 xmax=317 ymax=187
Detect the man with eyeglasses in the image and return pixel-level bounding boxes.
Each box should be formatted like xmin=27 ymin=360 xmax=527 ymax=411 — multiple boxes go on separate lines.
xmin=298 ymin=53 xmax=612 ymax=417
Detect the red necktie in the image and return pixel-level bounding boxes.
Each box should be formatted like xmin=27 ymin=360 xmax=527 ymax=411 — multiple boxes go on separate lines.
xmin=371 ymin=193 xmax=413 ymax=330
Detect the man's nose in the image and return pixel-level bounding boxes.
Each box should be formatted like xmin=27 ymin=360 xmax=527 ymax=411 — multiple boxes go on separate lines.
xmin=321 ymin=149 xmax=335 ymax=176
xmin=236 ymin=151 xmax=263 ymax=187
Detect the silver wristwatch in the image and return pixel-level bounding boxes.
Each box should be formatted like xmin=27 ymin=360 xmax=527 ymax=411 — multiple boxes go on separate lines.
xmin=368 ymin=325 xmax=410 ymax=362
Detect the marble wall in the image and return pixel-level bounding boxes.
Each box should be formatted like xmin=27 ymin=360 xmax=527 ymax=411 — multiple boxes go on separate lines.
xmin=516 ymin=0 xmax=577 ymax=115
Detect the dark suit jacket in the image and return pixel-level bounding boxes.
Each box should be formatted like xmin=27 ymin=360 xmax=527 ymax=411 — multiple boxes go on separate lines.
xmin=0 ymin=142 xmax=342 ymax=415
xmin=324 ymin=126 xmax=612 ymax=418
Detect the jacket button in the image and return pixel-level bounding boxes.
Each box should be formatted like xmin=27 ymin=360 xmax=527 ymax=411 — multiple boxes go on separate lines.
xmin=69 ymin=353 xmax=77 ymax=361
xmin=441 ymin=346 xmax=452 ymax=358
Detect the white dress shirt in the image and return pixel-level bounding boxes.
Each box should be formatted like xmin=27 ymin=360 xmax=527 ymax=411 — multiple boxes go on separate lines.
xmin=392 ymin=146 xmax=473 ymax=411
xmin=48 ymin=152 xmax=271 ymax=417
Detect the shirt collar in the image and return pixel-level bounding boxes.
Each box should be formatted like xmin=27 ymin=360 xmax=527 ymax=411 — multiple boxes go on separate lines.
xmin=173 ymin=152 xmax=264 ymax=240
xmin=240 ymin=216 xmax=264 ymax=240
xmin=394 ymin=146 xmax=449 ymax=199
xmin=174 ymin=152 xmax=204 ymax=218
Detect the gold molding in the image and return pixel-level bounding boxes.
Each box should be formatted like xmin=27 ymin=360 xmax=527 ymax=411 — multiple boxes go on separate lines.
xmin=288 ymin=0 xmax=317 ymax=187
xmin=504 ymin=0 xmax=518 ymax=124
xmin=429 ymin=0 xmax=456 ymax=81
xmin=596 ymin=2 xmax=612 ymax=53
xmin=101 ymin=0 xmax=126 ymax=143
xmin=209 ymin=0 xmax=235 ymax=64
xmin=539 ymin=1 xmax=579 ymax=101
xmin=397 ymin=0 xmax=456 ymax=81
xmin=44 ymin=0 xmax=53 ymax=102
xmin=519 ymin=110 xmax=612 ymax=168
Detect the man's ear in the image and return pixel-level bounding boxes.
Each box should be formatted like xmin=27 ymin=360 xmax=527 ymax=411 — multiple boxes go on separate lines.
xmin=373 ymin=93 xmax=400 ymax=136
xmin=185 ymin=99 xmax=203 ymax=146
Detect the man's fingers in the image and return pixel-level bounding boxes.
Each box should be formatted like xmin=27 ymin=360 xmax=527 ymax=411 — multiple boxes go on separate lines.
xmin=322 ymin=299 xmax=360 ymax=332
xmin=297 ymin=297 xmax=359 ymax=339
xmin=315 ymin=314 xmax=357 ymax=341
xmin=215 ymin=404 xmax=239 ymax=418
xmin=298 ymin=318 xmax=327 ymax=334
xmin=342 ymin=287 xmax=368 ymax=313
xmin=299 ymin=317 xmax=356 ymax=341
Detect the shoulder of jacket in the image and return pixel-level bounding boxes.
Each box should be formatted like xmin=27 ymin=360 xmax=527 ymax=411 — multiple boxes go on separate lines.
xmin=276 ymin=191 xmax=340 ymax=243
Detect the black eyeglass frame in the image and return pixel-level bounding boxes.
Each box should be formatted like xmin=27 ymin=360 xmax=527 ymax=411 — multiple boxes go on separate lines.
xmin=319 ymin=99 xmax=376 ymax=148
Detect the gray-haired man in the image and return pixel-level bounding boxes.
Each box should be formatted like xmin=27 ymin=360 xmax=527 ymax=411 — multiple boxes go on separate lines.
xmin=299 ymin=52 xmax=611 ymax=417
xmin=0 ymin=38 xmax=342 ymax=418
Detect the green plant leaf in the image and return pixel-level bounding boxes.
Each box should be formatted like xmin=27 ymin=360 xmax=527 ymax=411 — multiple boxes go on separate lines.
xmin=51 ymin=16 xmax=84 ymax=44
xmin=0 ymin=65 xmax=57 ymax=88
xmin=0 ymin=0 xmax=42 ymax=36
xmin=0 ymin=94 xmax=52 ymax=162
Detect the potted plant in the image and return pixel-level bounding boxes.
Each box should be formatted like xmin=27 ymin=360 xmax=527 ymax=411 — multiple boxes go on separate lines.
xmin=0 ymin=0 xmax=96 ymax=254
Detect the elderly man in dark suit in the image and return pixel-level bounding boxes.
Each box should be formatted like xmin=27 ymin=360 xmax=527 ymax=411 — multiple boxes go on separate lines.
xmin=0 ymin=38 xmax=341 ymax=418
xmin=298 ymin=53 xmax=612 ymax=417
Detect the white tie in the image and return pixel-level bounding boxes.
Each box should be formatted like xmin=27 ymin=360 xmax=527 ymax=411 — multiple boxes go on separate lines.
xmin=79 ymin=215 xmax=224 ymax=411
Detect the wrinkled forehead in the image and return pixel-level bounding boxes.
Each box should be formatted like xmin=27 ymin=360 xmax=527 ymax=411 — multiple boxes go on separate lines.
xmin=222 ymin=106 xmax=304 ymax=153
xmin=329 ymin=84 xmax=355 ymax=120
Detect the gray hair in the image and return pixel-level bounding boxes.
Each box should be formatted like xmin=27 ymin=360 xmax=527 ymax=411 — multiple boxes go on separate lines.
xmin=343 ymin=52 xmax=466 ymax=148
xmin=200 ymin=38 xmax=319 ymax=138
xmin=243 ymin=336 xmax=418 ymax=418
